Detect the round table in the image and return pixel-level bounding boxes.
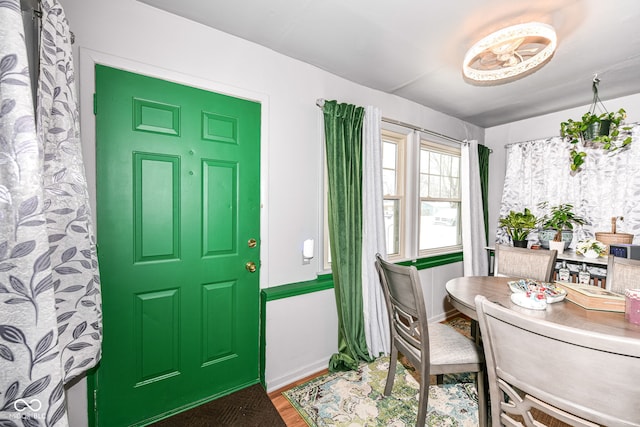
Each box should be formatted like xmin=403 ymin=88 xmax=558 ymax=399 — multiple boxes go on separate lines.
xmin=445 ymin=275 xmax=640 ymax=340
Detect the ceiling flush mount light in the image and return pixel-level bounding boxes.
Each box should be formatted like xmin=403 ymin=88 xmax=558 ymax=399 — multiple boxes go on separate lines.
xmin=463 ymin=22 xmax=557 ymax=85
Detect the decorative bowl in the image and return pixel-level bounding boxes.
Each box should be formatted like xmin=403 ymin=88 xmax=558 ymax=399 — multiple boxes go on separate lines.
xmin=510 ymin=292 xmax=548 ymax=310
xmin=545 ymin=289 xmax=567 ymax=303
xmin=507 ymin=279 xmax=530 ymax=293
xmin=507 ymin=279 xmax=566 ymax=304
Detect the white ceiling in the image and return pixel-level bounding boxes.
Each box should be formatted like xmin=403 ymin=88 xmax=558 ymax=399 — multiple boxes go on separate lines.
xmin=139 ymin=0 xmax=640 ymax=128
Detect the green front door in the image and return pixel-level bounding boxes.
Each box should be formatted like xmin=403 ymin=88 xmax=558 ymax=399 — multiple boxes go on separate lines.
xmin=94 ymin=65 xmax=261 ymax=426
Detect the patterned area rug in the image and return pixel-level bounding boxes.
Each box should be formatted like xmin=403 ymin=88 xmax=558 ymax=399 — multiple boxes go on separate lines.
xmin=284 ymin=337 xmax=479 ymax=427
xmin=283 ymin=316 xmax=477 ymax=426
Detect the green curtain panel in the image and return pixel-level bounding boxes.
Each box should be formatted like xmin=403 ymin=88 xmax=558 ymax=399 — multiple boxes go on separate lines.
xmin=323 ymin=100 xmax=372 ymax=371
xmin=477 ymin=144 xmax=490 ymax=242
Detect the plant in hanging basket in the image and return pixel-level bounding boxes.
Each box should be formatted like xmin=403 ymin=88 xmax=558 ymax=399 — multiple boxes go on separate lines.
xmin=560 ymin=109 xmax=632 ymax=172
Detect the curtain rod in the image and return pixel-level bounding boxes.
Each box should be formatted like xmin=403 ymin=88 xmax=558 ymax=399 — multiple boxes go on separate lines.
xmin=20 ymin=0 xmax=75 ymax=44
xmin=316 ymin=98 xmax=492 ymax=152
xmin=503 ymin=135 xmax=559 ymax=149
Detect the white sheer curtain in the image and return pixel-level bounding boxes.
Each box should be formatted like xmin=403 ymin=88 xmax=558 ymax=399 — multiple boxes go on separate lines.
xmin=497 ymin=125 xmax=640 ymax=247
xmin=461 ymin=140 xmax=488 ymax=276
xmin=361 ymin=106 xmax=389 ymax=357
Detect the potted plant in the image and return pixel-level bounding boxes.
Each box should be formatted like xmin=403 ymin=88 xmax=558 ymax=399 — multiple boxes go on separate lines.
xmin=560 ymin=108 xmax=632 ymax=172
xmin=537 ymin=202 xmax=587 ymax=253
xmin=498 ymin=208 xmax=537 ymax=248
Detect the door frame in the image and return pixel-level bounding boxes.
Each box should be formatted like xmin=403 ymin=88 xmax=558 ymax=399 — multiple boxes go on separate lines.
xmin=77 ymin=49 xmax=269 ymax=426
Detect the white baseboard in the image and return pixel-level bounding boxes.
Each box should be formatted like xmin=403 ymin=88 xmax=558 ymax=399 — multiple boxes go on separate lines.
xmin=430 ymin=309 xmax=458 ymax=323
xmin=266 ymin=357 xmax=330 ymax=392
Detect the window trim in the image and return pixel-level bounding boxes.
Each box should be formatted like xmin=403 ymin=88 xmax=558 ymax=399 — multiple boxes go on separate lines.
xmin=418 ymin=137 xmax=463 ymax=257
xmin=381 ymin=129 xmax=406 ymax=260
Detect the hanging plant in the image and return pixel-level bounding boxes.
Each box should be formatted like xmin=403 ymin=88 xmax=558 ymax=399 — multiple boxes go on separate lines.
xmin=559 ymin=77 xmax=632 ymax=172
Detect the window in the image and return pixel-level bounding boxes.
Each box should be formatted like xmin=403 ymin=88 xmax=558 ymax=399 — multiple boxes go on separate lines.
xmin=381 ymin=130 xmax=405 ymax=258
xmin=381 ymin=131 xmax=462 ymax=259
xmin=418 ymin=141 xmax=462 ymax=254
xmin=322 ymin=128 xmax=461 ymax=270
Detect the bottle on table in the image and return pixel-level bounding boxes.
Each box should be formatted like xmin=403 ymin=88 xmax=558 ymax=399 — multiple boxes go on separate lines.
xmin=558 ymin=260 xmax=570 ymax=282
xmin=578 ymin=263 xmax=591 ymax=285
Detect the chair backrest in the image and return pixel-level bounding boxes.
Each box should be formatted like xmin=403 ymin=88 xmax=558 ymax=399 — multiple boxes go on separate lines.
xmin=374 ymin=254 xmax=429 ymax=365
xmin=606 ymin=255 xmax=640 ymax=294
xmin=494 ymin=244 xmax=557 ymax=282
xmin=475 ymin=295 xmax=640 ymax=427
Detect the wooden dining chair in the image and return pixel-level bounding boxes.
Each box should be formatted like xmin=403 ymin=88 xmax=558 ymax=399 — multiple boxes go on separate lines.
xmin=374 ymin=254 xmax=486 ymax=427
xmin=475 ymin=294 xmax=640 ymax=427
xmin=494 ymin=244 xmax=557 ymax=282
xmin=605 ymin=255 xmax=640 ymax=294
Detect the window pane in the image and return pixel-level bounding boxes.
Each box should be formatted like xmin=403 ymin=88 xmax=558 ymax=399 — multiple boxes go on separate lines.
xmin=384 ymin=199 xmax=400 ymax=255
xmin=451 ymin=177 xmax=460 ymax=198
xmin=420 ymin=150 xmax=429 ymax=174
xmin=420 ymin=145 xmax=461 ymax=200
xmin=428 ymin=175 xmax=440 ymax=198
xmin=419 ymin=173 xmax=429 ymax=197
xmin=451 ymin=157 xmax=460 ymax=177
xmin=382 ymin=141 xmax=397 ymax=169
xmin=419 ymin=201 xmax=461 ymax=250
xmin=441 ymin=175 xmax=460 ymax=198
xmin=429 ymin=152 xmax=441 ymax=175
xmin=442 ymin=176 xmax=453 ymax=198
xmin=383 ymin=170 xmax=396 ymax=195
xmin=441 ymin=155 xmax=452 ymax=176
xmin=382 ymin=140 xmax=398 ymax=196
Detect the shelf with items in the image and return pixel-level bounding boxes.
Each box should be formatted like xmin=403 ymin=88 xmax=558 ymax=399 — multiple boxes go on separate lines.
xmin=553 ymin=260 xmax=607 ymax=288
xmin=485 ymin=246 xmax=608 ymax=266
xmin=485 ymin=246 xmax=608 ymax=287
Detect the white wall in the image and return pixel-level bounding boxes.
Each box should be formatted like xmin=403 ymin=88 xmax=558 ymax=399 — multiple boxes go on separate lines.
xmin=60 ymin=0 xmax=484 ymax=424
xmin=264 ymin=262 xmax=463 ymax=391
xmin=420 ymin=262 xmax=464 ymax=322
xmin=62 ymin=0 xmax=484 ymax=288
xmin=484 ymin=93 xmax=640 ymax=243
xmin=265 ymin=290 xmax=338 ymax=391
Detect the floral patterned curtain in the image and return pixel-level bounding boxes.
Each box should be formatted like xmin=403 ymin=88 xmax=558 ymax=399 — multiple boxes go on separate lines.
xmin=0 ymin=0 xmax=101 ymax=425
xmin=497 ymin=124 xmax=640 ymax=248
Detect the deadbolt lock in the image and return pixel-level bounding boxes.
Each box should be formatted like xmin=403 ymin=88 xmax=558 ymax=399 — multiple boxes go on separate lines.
xmin=248 ymin=238 xmax=257 ymax=248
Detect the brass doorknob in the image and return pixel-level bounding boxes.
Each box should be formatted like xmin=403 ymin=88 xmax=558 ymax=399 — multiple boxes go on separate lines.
xmin=245 ymin=261 xmax=257 ymax=273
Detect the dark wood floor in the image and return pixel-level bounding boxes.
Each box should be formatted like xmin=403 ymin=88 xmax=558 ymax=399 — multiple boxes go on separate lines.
xmin=268 ymin=369 xmax=328 ymax=427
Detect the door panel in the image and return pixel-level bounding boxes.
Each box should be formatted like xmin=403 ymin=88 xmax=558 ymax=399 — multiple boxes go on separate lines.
xmin=203 ymin=160 xmax=237 ymax=255
xmin=95 ymin=65 xmax=260 ymax=426
xmin=134 ymin=154 xmax=181 ymax=261
xmin=134 ymin=289 xmax=180 ymax=384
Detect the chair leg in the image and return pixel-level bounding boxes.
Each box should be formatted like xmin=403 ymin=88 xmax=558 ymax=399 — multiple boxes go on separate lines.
xmin=416 ymin=362 xmax=430 ymax=427
xmin=477 ymin=369 xmax=487 ymax=427
xmin=384 ymin=346 xmax=398 ymax=396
